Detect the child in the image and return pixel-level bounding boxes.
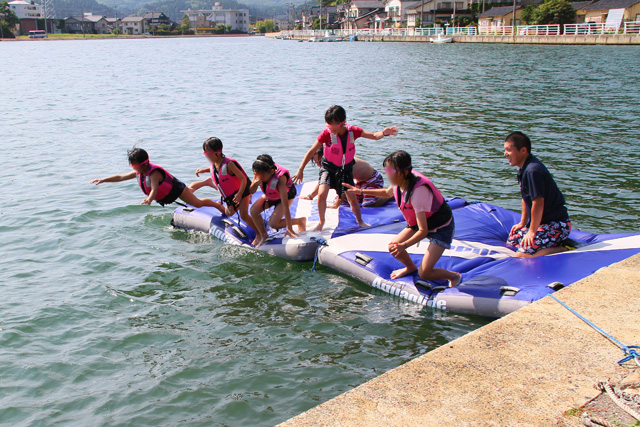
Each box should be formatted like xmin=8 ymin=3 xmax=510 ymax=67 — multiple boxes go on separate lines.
xmin=90 ymin=148 xmax=224 ymax=211
xmin=189 ymin=137 xmax=258 ymax=234
xmin=249 ymin=154 xmax=306 ymax=248
xmin=300 ymin=147 xmax=391 ymax=208
xmin=345 ymin=150 xmax=461 ymax=287
xmin=293 ymin=105 xmax=398 ymax=231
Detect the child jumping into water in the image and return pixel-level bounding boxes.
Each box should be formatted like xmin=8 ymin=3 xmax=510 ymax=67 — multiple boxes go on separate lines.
xmin=90 ymin=148 xmax=224 ymax=210
xmin=250 ymin=155 xmax=306 ymax=248
xmin=189 ymin=137 xmax=258 ymax=234
xmin=292 ymin=105 xmax=398 ymax=231
xmin=345 ymin=150 xmax=461 ymax=287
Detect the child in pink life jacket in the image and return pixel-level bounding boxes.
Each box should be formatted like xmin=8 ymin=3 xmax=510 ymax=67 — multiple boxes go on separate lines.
xmin=249 ymin=154 xmax=307 ymax=248
xmin=189 ymin=137 xmax=258 ymax=234
xmin=90 ymin=148 xmax=224 ymax=210
xmin=344 ymin=150 xmax=462 ymax=287
xmin=293 ymin=105 xmax=398 ymax=232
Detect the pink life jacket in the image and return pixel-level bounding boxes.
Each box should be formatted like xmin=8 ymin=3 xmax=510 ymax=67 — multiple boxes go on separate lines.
xmin=394 ymin=171 xmax=449 ymax=229
xmin=323 ymin=124 xmax=356 ymax=168
xmin=262 ymin=164 xmax=292 ymax=201
xmin=137 ymin=162 xmax=174 ymax=201
xmin=211 ymin=157 xmax=248 ymax=199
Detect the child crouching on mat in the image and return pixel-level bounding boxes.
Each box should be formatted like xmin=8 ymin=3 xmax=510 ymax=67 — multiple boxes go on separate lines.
xmin=90 ymin=148 xmax=224 ymax=211
xmin=189 ymin=137 xmax=258 ymax=234
xmin=249 ymin=154 xmax=306 ymax=248
xmin=345 ymin=150 xmax=461 ymax=287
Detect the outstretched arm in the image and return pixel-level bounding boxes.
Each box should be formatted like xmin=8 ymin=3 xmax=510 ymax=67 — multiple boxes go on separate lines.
xmin=360 ymin=126 xmax=398 ymax=141
xmin=292 ymin=140 xmax=323 ymax=184
xmin=90 ymin=170 xmax=137 ymax=185
xmin=344 ymin=183 xmax=394 ymax=198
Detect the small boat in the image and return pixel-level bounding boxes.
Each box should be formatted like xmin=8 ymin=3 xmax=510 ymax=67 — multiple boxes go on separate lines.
xmin=430 ymin=33 xmax=453 ymax=43
xmin=172 ymin=182 xmax=404 ymax=262
xmin=317 ymin=200 xmax=640 ymax=318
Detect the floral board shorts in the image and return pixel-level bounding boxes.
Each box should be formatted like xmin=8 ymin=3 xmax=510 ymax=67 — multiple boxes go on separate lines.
xmin=507 ymin=219 xmax=572 ymax=255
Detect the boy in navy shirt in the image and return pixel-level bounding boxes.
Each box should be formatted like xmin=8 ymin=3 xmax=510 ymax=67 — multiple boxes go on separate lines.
xmin=503 ymin=131 xmax=571 ymax=258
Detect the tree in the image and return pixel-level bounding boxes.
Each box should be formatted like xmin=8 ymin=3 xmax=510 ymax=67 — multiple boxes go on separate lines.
xmin=180 ymin=14 xmax=191 ymax=34
xmin=312 ymin=16 xmax=326 ymax=29
xmin=536 ymin=0 xmax=576 ymax=25
xmin=0 ymin=0 xmax=20 ymax=38
xmin=256 ymin=19 xmax=278 ymax=33
xmin=521 ymin=0 xmax=576 ymax=26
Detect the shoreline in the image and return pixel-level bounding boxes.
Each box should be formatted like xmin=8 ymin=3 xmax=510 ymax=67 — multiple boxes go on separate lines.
xmin=279 ymin=253 xmax=640 ymax=426
xmin=0 ymin=33 xmax=258 ymax=42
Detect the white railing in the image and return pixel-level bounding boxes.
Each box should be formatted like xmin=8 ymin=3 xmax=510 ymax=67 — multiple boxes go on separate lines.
xmin=280 ymin=27 xmax=448 ymax=37
xmin=445 ymin=26 xmax=478 ymax=36
xmin=517 ymin=24 xmax=560 ymax=35
xmin=563 ymin=22 xmax=619 ymax=35
xmin=623 ymin=21 xmax=640 ymax=34
xmin=478 ymin=25 xmax=514 ymax=36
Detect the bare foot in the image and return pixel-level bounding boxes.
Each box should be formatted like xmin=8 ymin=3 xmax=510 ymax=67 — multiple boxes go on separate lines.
xmin=313 ymin=221 xmax=325 ymax=232
xmin=298 ymin=218 xmax=307 ymax=233
xmin=215 ymin=203 xmax=225 ymax=214
xmin=357 ymin=221 xmax=370 ymax=228
xmin=253 ymin=234 xmax=267 ymax=248
xmin=449 ymin=272 xmax=462 ymax=287
xmin=390 ymin=266 xmax=417 ymax=280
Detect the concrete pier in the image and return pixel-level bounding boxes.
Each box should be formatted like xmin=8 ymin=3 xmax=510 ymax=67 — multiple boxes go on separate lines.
xmin=279 ymin=253 xmax=640 ymax=426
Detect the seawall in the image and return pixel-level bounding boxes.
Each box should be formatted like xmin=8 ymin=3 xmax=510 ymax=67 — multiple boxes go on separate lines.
xmin=279 ymin=253 xmax=640 ymax=426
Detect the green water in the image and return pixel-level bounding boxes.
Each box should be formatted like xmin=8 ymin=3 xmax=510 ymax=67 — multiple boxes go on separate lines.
xmin=1 ymin=37 xmax=638 ymax=426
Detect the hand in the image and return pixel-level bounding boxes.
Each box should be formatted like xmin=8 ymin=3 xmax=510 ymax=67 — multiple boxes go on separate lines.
xmin=141 ymin=197 xmax=153 ymax=205
xmin=232 ymin=192 xmax=242 ymax=205
xmin=299 ymin=194 xmax=313 ymax=200
xmin=520 ymin=230 xmax=537 ymax=249
xmin=382 ymin=126 xmax=398 ymax=137
xmin=292 ymin=170 xmax=303 ymax=185
xmin=89 ymin=178 xmax=104 ymax=185
xmin=342 ymin=183 xmax=358 ymax=194
xmin=388 ymin=241 xmax=406 ymax=256
xmin=195 ymin=168 xmax=208 ymax=177
xmin=285 ymin=227 xmax=298 ymax=239
xmin=510 ymin=223 xmax=525 ymax=236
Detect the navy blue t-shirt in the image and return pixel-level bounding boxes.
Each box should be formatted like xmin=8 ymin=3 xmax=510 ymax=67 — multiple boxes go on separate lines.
xmin=517 ymin=155 xmax=569 ymax=224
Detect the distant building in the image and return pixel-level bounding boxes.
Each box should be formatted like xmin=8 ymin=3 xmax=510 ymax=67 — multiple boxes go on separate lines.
xmin=338 ymin=0 xmax=386 ymax=30
xmin=582 ymin=0 xmax=640 ymax=22
xmin=105 ymin=17 xmax=120 ymax=32
xmin=301 ymin=5 xmax=339 ymax=29
xmin=65 ymin=14 xmax=111 ymax=34
xmin=142 ymin=11 xmax=172 ymax=28
xmin=274 ymin=15 xmax=291 ymax=30
xmin=119 ymin=16 xmax=146 ymax=35
xmin=478 ymin=5 xmax=523 ymax=27
xmin=181 ymin=2 xmax=250 ymax=33
xmin=385 ymin=0 xmax=420 ymax=27
xmin=406 ymin=0 xmax=474 ymax=27
xmin=8 ymin=0 xmax=42 ymax=33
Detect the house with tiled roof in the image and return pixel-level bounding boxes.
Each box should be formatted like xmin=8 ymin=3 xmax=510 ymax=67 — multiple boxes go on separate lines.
xmin=582 ymin=0 xmax=640 ymax=22
xmin=478 ymin=5 xmax=523 ymax=27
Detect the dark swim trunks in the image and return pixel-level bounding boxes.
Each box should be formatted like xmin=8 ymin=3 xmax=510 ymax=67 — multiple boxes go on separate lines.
xmin=264 ymin=185 xmax=297 ymax=209
xmin=157 ymin=178 xmax=186 ymax=206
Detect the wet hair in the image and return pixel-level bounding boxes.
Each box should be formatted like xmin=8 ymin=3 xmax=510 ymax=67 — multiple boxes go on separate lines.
xmin=505 ymin=131 xmax=531 ymax=154
xmin=128 ymin=148 xmax=148 ymax=165
xmin=383 ymin=150 xmax=413 ymax=179
xmin=203 ymin=137 xmax=223 ymax=152
xmin=325 ymin=105 xmax=346 ymax=124
xmin=312 ymin=145 xmax=324 ymax=166
xmin=253 ymin=154 xmax=276 ymax=174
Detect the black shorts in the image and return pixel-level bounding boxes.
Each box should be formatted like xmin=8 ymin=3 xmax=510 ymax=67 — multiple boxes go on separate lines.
xmin=319 ymin=162 xmax=355 ymax=196
xmin=264 ymin=185 xmax=297 ymax=209
xmin=157 ymin=178 xmax=186 ymax=206
xmin=223 ymin=186 xmax=251 ymax=211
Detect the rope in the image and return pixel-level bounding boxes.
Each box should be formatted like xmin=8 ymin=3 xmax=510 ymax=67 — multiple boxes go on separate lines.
xmin=581 ymin=415 xmax=618 ymax=427
xmin=597 ymin=380 xmax=640 ymax=421
xmin=549 ymin=294 xmax=640 ymax=367
xmin=304 ymin=237 xmax=328 ymax=277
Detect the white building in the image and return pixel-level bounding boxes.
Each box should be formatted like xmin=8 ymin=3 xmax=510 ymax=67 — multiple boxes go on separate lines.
xmin=384 ymin=0 xmax=420 ymax=27
xmin=8 ymin=0 xmax=42 ymax=19
xmin=119 ymin=16 xmax=146 ymax=35
xmin=182 ymin=3 xmax=250 ymax=33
